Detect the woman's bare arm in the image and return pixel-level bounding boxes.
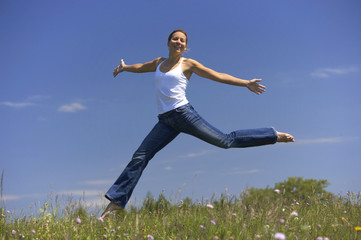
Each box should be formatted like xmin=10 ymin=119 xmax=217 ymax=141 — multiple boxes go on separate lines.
xmin=186 ymin=58 xmax=266 ymax=95
xmin=113 ymin=57 xmax=165 ymax=77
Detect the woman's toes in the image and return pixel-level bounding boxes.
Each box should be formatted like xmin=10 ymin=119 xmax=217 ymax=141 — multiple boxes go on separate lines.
xmin=277 ymin=132 xmax=295 ymax=142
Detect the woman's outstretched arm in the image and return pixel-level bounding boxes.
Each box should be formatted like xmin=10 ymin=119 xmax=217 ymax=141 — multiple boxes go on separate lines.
xmin=186 ymin=59 xmax=266 ymax=95
xmin=113 ymin=57 xmax=165 ymax=77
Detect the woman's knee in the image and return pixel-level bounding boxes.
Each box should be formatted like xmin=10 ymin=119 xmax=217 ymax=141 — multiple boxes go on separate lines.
xmin=207 ymin=138 xmax=232 ymax=149
xmin=217 ymin=143 xmax=231 ymax=149
xmin=132 ymin=149 xmax=155 ymax=163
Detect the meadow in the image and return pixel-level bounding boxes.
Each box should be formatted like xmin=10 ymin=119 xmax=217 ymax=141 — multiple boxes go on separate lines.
xmin=1 ymin=177 xmax=360 ymax=240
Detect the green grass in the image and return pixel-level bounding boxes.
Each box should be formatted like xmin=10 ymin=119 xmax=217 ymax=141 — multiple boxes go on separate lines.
xmin=1 ymin=189 xmax=361 ymax=239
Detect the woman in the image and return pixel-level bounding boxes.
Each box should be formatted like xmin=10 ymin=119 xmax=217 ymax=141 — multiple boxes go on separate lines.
xmin=101 ymin=29 xmax=294 ymax=219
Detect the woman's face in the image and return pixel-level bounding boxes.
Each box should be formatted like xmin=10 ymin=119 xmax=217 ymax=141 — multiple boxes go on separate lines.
xmin=168 ymin=31 xmax=187 ymax=54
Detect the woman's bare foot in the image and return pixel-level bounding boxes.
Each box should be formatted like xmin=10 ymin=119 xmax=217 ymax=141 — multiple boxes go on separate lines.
xmin=100 ymin=202 xmax=123 ymax=219
xmin=277 ymin=132 xmax=295 ymax=143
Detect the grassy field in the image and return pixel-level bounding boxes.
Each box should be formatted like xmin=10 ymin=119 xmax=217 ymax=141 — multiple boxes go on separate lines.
xmin=1 ymin=179 xmax=361 ymax=239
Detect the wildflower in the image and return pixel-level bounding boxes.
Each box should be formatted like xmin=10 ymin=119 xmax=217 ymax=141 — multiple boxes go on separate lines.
xmin=7 ymin=210 xmax=10 ymax=214
xmin=274 ymin=189 xmax=281 ymax=194
xmin=291 ymin=211 xmax=298 ymax=217
xmin=232 ymin=213 xmax=237 ymax=217
xmin=255 ymin=234 xmax=261 ymax=238
xmin=110 ymin=229 xmax=115 ymax=233
xmin=210 ymin=220 xmax=216 ymax=225
xmin=318 ymin=224 xmax=322 ymax=228
xmin=214 ymin=236 xmax=219 ymax=240
xmin=103 ymin=234 xmax=107 ymax=238
xmin=76 ymin=217 xmax=81 ymax=224
xmin=206 ymin=204 xmax=214 ymax=209
xmin=147 ymin=235 xmax=154 ymax=240
xmin=355 ymin=226 xmax=361 ymax=231
xmin=98 ymin=217 xmax=104 ymax=222
xmin=279 ymin=218 xmax=285 ymax=224
xmin=317 ymin=237 xmax=323 ymax=240
xmin=12 ymin=230 xmax=16 ymax=235
xmin=31 ymin=230 xmax=36 ymax=234
xmin=200 ymin=225 xmax=206 ymax=230
xmin=274 ymin=232 xmax=286 ymax=240
xmin=340 ymin=217 xmax=345 ymax=221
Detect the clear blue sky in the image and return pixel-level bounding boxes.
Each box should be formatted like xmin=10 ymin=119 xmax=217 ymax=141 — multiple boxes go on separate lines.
xmin=1 ymin=0 xmax=360 ymax=213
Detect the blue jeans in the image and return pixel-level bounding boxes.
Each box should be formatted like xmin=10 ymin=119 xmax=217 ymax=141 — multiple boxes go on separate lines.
xmin=105 ymin=104 xmax=277 ymax=208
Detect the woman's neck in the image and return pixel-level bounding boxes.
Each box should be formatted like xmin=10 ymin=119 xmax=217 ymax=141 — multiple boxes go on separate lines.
xmin=167 ymin=53 xmax=182 ymax=65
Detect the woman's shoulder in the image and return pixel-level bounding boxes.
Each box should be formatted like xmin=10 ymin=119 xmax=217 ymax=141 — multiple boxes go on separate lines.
xmin=183 ymin=58 xmax=203 ymax=70
xmin=156 ymin=57 xmax=167 ymax=61
xmin=182 ymin=58 xmax=199 ymax=66
xmin=154 ymin=57 xmax=167 ymax=67
xmin=182 ymin=58 xmax=202 ymax=77
xmin=183 ymin=57 xmax=194 ymax=62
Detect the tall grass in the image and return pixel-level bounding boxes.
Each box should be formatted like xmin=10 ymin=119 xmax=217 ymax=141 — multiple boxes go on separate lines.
xmin=1 ymin=188 xmax=360 ymax=239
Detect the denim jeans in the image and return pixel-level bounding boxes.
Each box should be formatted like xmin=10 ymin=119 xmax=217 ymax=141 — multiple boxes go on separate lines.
xmin=105 ymin=104 xmax=277 ymax=208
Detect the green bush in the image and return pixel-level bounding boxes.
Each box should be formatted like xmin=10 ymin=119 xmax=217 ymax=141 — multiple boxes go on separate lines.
xmin=241 ymin=177 xmax=334 ymax=208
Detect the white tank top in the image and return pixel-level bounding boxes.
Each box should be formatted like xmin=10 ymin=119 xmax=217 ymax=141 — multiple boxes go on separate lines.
xmin=155 ymin=58 xmax=189 ymax=114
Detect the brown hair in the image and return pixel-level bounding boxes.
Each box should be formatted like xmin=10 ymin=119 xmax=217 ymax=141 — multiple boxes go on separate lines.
xmin=168 ymin=29 xmax=188 ymax=45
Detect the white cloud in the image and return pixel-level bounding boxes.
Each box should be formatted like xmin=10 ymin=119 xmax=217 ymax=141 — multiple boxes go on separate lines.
xmin=296 ymin=137 xmax=359 ymax=144
xmin=0 ymin=102 xmax=34 ymax=108
xmin=1 ymin=194 xmax=22 ymax=201
xmin=226 ymin=169 xmax=260 ymax=175
xmin=1 ymin=193 xmax=45 ymax=201
xmin=57 ymin=189 xmax=103 ymax=197
xmin=311 ymin=66 xmax=358 ymax=78
xmin=0 ymin=95 xmax=49 ymax=108
xmin=180 ymin=150 xmax=216 ymax=158
xmin=58 ymin=102 xmax=87 ymax=113
xmin=79 ymin=179 xmax=113 ymax=186
xmin=1 ymin=190 xmax=104 ymax=202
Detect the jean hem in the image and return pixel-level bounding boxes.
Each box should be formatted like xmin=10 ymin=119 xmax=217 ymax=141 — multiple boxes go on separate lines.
xmin=270 ymin=126 xmax=278 ymax=144
xmin=105 ymin=194 xmax=126 ymax=209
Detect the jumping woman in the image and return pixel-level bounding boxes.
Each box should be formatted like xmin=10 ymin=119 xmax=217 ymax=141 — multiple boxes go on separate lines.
xmin=100 ymin=29 xmax=294 ymax=219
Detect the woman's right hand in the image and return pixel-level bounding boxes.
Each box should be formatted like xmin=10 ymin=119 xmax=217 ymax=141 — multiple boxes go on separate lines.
xmin=113 ymin=59 xmax=125 ymax=77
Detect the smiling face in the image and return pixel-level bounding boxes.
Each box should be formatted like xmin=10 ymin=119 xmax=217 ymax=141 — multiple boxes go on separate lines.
xmin=167 ymin=31 xmax=187 ymax=54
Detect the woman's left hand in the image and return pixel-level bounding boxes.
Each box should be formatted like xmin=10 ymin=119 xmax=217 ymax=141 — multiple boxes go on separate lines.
xmin=247 ymin=79 xmax=266 ymax=95
xmin=113 ymin=59 xmax=126 ymax=77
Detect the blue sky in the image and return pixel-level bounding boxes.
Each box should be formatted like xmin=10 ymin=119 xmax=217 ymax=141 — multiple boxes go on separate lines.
xmin=1 ymin=0 xmax=360 ymax=213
